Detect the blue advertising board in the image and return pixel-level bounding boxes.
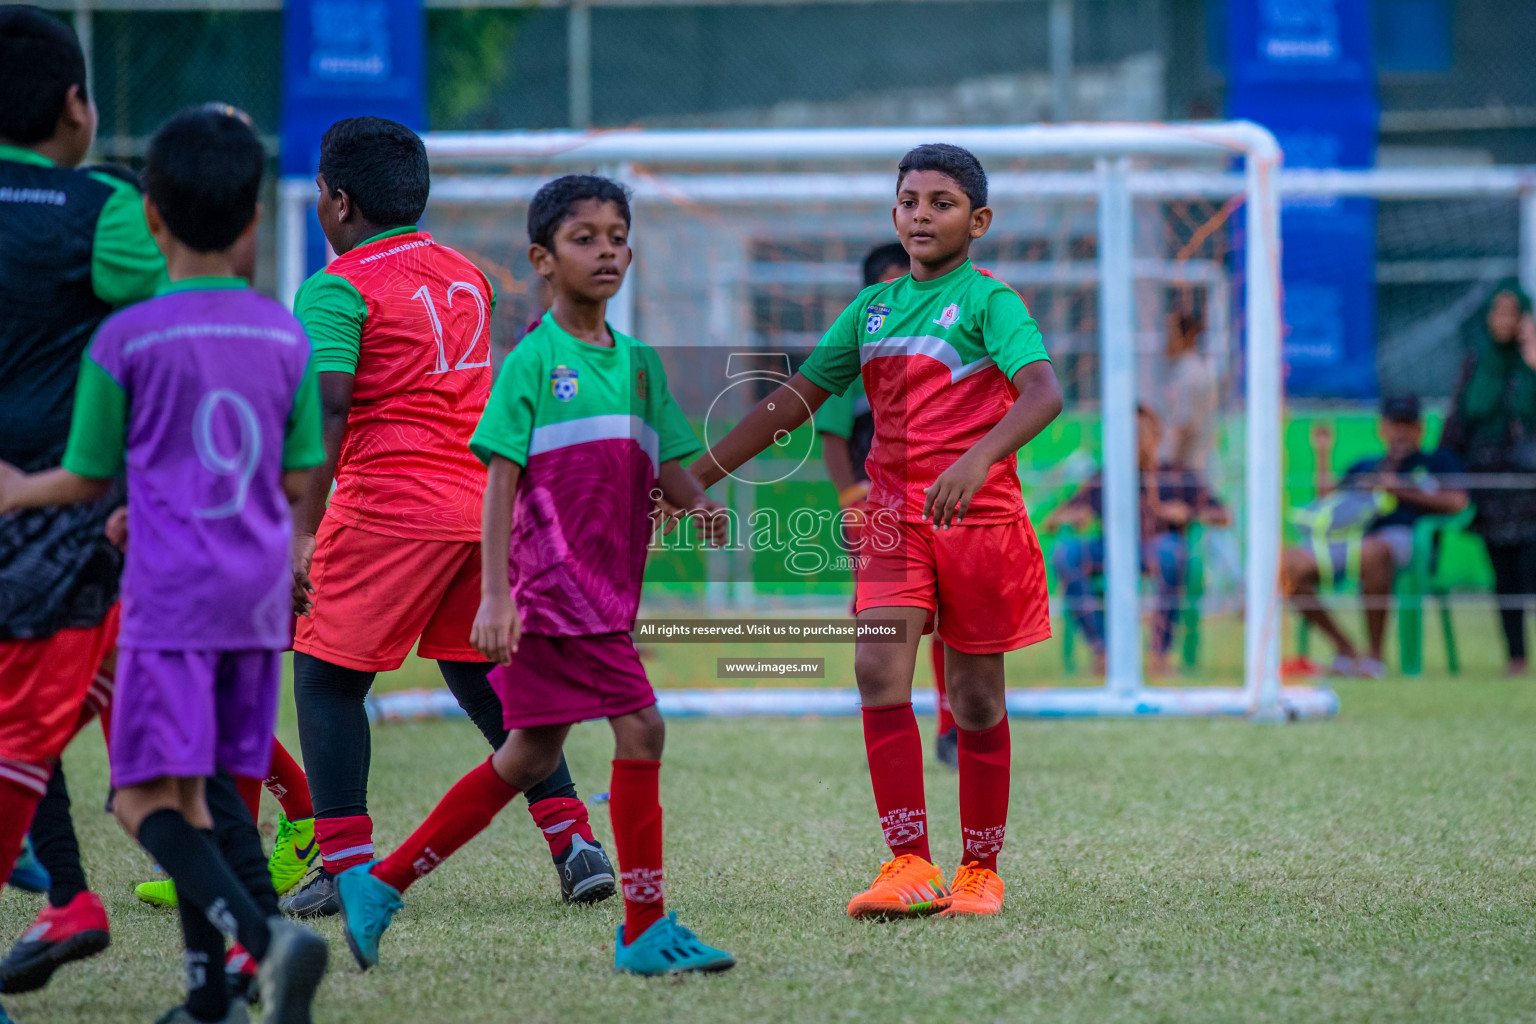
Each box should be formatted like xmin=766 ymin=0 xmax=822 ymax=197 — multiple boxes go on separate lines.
xmin=281 ymin=0 xmax=425 ymax=278
xmin=1226 ymin=0 xmax=1380 ymax=399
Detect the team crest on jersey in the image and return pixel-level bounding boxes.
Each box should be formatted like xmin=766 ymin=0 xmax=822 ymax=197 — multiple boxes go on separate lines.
xmin=865 ymin=302 xmax=892 ymax=334
xmin=933 ymin=303 xmax=961 ymax=328
xmin=635 ymin=367 xmax=649 ymax=400
xmin=550 ymin=365 xmax=579 ymax=402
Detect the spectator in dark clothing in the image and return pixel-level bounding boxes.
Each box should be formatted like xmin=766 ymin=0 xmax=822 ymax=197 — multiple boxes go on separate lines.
xmin=1284 ymin=395 xmax=1468 ymax=678
xmin=1049 ymin=405 xmax=1228 ymax=676
xmin=1442 ymin=280 xmax=1536 ymax=676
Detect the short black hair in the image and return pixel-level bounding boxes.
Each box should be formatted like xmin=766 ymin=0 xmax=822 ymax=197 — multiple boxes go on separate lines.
xmin=0 ymin=6 xmax=87 ymax=145
xmin=319 ymin=116 xmax=429 ymax=227
xmin=897 ymin=143 xmax=988 ymax=210
xmin=527 ymin=175 xmax=631 ymax=250
xmin=143 ymin=104 xmax=264 ymax=253
xmin=862 ymin=241 xmax=908 ymax=287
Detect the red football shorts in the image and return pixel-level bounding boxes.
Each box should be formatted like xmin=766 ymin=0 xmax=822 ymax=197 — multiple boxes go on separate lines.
xmin=856 ymin=517 xmax=1051 ymax=655
xmin=293 ymin=518 xmax=482 ymax=671
xmin=0 ymin=604 xmax=120 ymax=772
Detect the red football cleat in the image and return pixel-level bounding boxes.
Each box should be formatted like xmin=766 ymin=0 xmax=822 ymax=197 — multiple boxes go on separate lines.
xmin=226 ymin=942 xmax=260 ymax=1004
xmin=0 ymin=891 xmax=111 ymax=993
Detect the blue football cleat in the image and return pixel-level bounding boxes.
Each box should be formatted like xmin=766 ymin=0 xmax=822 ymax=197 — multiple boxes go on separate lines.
xmin=336 ymin=864 xmax=401 ymax=970
xmin=613 ymin=912 xmax=735 ymax=976
xmin=7 ymin=838 xmax=49 ymax=894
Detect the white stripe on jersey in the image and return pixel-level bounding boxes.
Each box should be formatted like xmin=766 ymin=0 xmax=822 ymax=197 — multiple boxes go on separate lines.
xmin=859 ymin=335 xmax=995 ymax=383
xmin=527 ymin=414 xmax=660 ymax=473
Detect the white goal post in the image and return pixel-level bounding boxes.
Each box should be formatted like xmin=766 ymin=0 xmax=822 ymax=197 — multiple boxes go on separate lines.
xmin=279 ymin=122 xmax=1324 ymax=721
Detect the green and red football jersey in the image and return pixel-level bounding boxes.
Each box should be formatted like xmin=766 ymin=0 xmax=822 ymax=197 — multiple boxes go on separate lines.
xmin=800 ymin=260 xmax=1050 ymax=524
xmin=295 ymin=227 xmax=495 ymax=541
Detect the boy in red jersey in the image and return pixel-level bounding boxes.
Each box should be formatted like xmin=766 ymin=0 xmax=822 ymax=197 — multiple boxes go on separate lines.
xmin=696 ymin=144 xmax=1063 ymax=918
xmin=283 ymin=118 xmax=611 ymax=918
xmin=816 ymin=240 xmax=958 ymax=770
xmin=333 ymin=175 xmax=735 ymax=977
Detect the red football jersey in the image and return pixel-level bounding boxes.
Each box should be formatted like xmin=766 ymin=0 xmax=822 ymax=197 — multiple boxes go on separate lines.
xmin=304 ymin=231 xmax=493 ymax=540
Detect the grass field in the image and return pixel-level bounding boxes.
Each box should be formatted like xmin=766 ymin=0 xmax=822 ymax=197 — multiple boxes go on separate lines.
xmin=4 ymin=614 xmax=1535 ymax=1023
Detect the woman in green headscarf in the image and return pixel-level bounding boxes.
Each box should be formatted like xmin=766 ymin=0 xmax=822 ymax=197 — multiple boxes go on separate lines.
xmin=1446 ymin=279 xmax=1536 ymax=674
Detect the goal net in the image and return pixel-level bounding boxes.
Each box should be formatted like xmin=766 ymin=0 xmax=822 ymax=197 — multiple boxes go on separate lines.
xmin=280 ymin=123 xmax=1337 ymax=721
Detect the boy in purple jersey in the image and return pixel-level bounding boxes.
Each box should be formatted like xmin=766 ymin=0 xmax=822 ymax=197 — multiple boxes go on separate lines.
xmin=0 ymin=107 xmax=329 ymax=1024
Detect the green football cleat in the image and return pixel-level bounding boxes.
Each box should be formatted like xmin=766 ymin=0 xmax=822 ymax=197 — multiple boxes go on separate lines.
xmin=135 ymin=879 xmax=178 ymax=908
xmin=267 ymin=815 xmax=317 ymax=897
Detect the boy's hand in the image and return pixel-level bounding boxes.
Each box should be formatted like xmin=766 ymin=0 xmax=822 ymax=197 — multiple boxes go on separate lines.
xmin=923 ymin=452 xmax=988 ymax=529
xmin=691 ymin=497 xmax=732 ymax=546
xmin=291 ymin=532 xmax=317 ymax=617
xmin=105 ymin=507 xmax=129 ymax=549
xmin=471 ymin=590 xmax=522 ymax=666
xmin=652 ymin=491 xmax=685 ymax=537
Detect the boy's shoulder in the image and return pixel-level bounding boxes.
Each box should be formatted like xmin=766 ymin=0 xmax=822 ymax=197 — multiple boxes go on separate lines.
xmin=95 ymin=287 xmax=302 ymax=352
xmin=970 ymin=265 xmax=1025 ymax=304
xmin=612 ymin=328 xmax=666 ymax=366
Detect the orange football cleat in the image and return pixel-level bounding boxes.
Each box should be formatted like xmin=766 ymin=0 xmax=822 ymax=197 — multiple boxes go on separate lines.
xmin=940 ymin=862 xmax=1004 ymax=916
xmin=846 ymin=854 xmax=951 ymax=919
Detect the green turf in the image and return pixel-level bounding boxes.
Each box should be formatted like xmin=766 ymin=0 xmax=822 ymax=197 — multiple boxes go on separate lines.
xmin=5 ymin=631 xmax=1535 ymax=1023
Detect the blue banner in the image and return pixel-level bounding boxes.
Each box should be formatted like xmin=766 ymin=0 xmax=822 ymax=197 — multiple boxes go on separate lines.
xmin=281 ymin=0 xmax=425 ymax=278
xmin=1226 ymin=0 xmax=1380 ymax=399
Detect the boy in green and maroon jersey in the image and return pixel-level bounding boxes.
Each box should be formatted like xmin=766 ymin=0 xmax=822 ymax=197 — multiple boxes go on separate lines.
xmin=695 ymin=144 xmax=1063 ymax=919
xmin=333 ymin=175 xmax=735 ymax=977
xmin=282 ymin=117 xmax=611 ymax=918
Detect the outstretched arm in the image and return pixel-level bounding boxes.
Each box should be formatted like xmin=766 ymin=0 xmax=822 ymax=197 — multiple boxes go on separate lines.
xmin=0 ymin=465 xmax=112 ymax=514
xmin=691 ymin=372 xmax=832 ymax=489
xmin=923 ymin=360 xmax=1063 ymax=528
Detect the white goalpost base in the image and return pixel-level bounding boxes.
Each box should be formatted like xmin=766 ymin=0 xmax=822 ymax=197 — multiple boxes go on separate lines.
xmin=282 ymin=122 xmax=1310 ymax=722
xmin=367 ymin=685 xmax=1340 ymax=723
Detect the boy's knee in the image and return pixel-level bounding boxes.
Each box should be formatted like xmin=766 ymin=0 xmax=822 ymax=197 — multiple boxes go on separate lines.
xmin=854 ymin=646 xmax=910 ymax=702
xmin=612 ymin=705 xmax=666 ymax=761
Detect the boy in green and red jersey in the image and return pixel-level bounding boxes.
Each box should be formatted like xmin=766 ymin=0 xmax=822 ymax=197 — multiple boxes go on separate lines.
xmin=282 ymin=118 xmax=611 ymax=918
xmin=816 ymin=240 xmax=959 ymax=771
xmin=696 ymin=144 xmax=1063 ymax=919
xmin=333 ymin=175 xmax=736 ymax=977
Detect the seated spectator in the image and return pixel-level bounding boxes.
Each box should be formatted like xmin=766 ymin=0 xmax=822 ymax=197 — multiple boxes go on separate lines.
xmin=1049 ymin=405 xmax=1229 ymax=676
xmin=1282 ymin=395 xmax=1468 ymax=678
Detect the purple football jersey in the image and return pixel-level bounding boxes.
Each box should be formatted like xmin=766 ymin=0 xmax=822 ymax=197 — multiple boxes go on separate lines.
xmin=84 ymin=283 xmax=314 ymax=649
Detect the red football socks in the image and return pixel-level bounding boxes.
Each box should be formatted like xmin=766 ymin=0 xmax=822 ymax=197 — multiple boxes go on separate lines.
xmin=0 ymin=772 xmax=44 ymax=886
xmin=609 ymin=759 xmax=665 ymax=940
xmin=861 ymin=703 xmax=931 ymax=862
xmin=528 ymin=796 xmax=596 ymax=860
xmin=316 ymin=814 xmax=376 ymax=874
xmin=931 ymin=641 xmax=955 ymax=736
xmin=371 ymin=758 xmax=519 ymax=893
xmin=264 ymin=739 xmax=314 ymax=820
xmin=957 ymin=716 xmax=1011 ymax=872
